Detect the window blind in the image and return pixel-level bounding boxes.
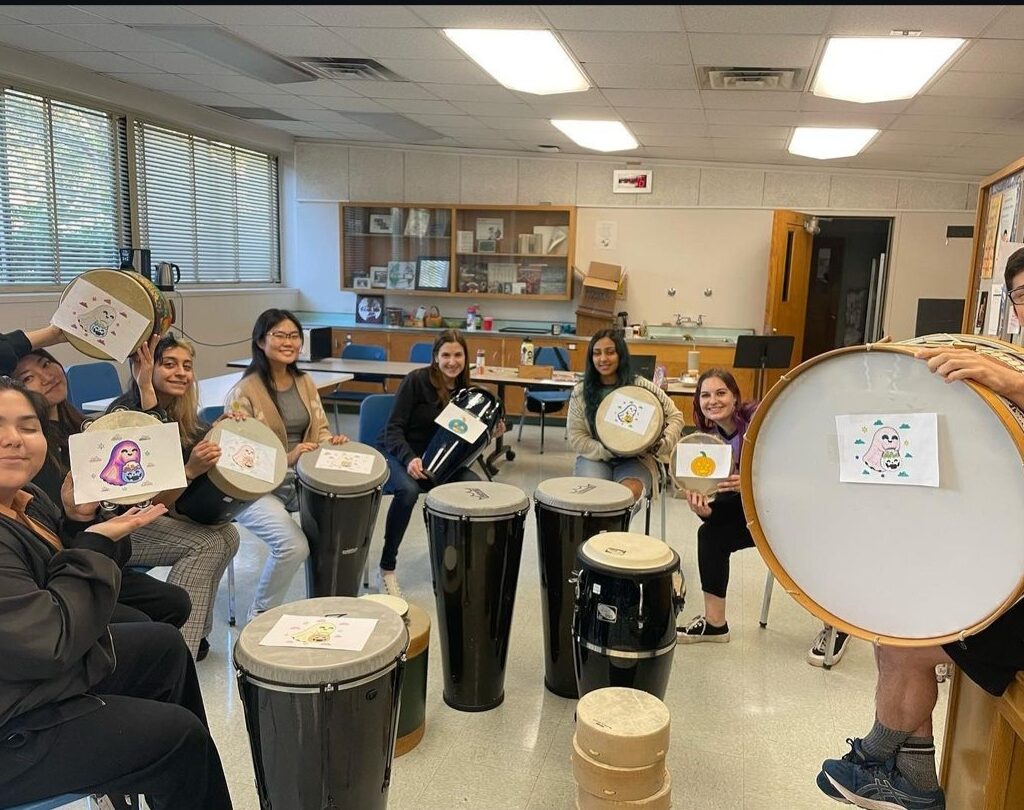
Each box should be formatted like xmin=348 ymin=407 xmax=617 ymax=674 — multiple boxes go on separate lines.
xmin=134 ymin=121 xmax=280 ymax=284
xmin=0 ymin=89 xmax=125 ymax=285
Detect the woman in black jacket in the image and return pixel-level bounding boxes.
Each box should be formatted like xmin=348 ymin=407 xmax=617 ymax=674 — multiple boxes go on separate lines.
xmin=0 ymin=376 xmax=232 ymax=809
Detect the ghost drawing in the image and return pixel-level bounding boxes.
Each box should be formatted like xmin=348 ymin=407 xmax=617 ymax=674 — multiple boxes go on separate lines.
xmin=862 ymin=427 xmax=901 ymax=473
xmin=78 ymin=305 xmax=117 ymax=338
xmin=616 ymin=402 xmax=639 ymax=427
xmin=231 ymin=444 xmax=257 ymax=469
xmin=292 ymin=622 xmax=336 ymax=644
xmin=99 ymin=440 xmax=145 ymax=485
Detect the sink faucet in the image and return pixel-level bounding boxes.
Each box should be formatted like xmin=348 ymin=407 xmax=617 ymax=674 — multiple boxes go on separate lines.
xmin=673 ymin=313 xmax=704 ymax=327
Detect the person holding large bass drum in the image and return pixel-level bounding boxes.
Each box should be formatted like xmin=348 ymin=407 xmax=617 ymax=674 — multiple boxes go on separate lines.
xmin=378 ymin=329 xmax=505 ymax=597
xmin=567 ymin=329 xmax=684 ymax=509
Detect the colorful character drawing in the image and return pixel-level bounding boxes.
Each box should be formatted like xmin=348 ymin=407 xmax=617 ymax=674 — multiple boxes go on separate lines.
xmin=447 ymin=417 xmax=468 ymax=435
xmin=78 ymin=305 xmax=117 ymax=338
xmin=615 ymin=401 xmax=639 ymax=427
xmin=99 ymin=440 xmax=144 ymax=485
xmin=292 ymin=622 xmax=336 ymax=643
xmin=862 ymin=426 xmax=901 ymax=473
xmin=231 ymin=443 xmax=257 ymax=469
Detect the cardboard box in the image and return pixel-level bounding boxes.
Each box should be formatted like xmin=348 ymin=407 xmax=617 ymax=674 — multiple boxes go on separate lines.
xmin=578 ymin=261 xmax=622 ymax=314
xmin=575 ymin=308 xmax=616 ymax=337
xmin=518 ymin=364 xmax=554 ymax=379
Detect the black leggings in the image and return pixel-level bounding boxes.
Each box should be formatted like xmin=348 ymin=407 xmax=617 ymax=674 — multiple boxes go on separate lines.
xmin=696 ymin=494 xmax=756 ymax=599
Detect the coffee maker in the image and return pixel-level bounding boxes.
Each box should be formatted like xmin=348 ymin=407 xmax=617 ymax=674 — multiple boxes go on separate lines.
xmin=119 ymin=247 xmax=152 ymax=279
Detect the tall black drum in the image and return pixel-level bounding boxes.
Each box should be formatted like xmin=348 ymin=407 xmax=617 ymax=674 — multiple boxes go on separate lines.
xmin=421 ymin=387 xmax=504 ymax=484
xmin=234 ymin=596 xmax=408 ymax=810
xmin=573 ymin=532 xmax=684 ymax=700
xmin=534 ymin=477 xmax=634 ymax=698
xmin=424 ymin=481 xmax=529 ymax=711
xmin=175 ymin=418 xmax=286 ymax=525
xmin=295 ymin=441 xmax=389 ymax=597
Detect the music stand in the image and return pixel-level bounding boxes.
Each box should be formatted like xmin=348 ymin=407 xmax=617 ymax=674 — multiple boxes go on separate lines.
xmin=733 ymin=335 xmax=795 ymax=401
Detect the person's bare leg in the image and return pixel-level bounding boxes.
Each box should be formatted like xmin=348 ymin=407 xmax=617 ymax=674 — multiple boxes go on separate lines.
xmin=621 ymin=477 xmax=644 ymax=503
xmin=704 ymin=593 xmax=727 ymax=626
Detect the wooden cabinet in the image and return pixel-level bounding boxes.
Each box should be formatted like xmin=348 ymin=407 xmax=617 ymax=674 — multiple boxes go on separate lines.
xmin=339 ymin=203 xmax=576 ymax=301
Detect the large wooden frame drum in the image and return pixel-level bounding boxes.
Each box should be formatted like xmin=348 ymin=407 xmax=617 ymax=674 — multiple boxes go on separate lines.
xmin=741 ymin=336 xmax=1024 ymax=647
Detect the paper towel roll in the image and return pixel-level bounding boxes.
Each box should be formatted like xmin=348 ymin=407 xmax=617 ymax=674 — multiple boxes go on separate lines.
xmin=687 ymin=351 xmax=700 ymax=374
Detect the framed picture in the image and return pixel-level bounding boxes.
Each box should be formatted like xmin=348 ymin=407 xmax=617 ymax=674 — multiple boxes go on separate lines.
xmin=369 ymin=213 xmax=393 ymax=234
xmin=477 ymin=239 xmax=497 ymax=253
xmin=352 ymin=275 xmax=371 ymax=289
xmin=416 ymin=257 xmax=451 ymax=291
xmin=404 ymin=208 xmax=430 ymax=238
xmin=387 ymin=260 xmax=417 ymax=290
xmin=370 ymin=266 xmax=389 ymax=288
xmin=355 ymin=294 xmax=384 ymax=325
xmin=612 ymin=168 xmax=653 ymax=194
xmin=476 ymin=217 xmax=504 ymax=241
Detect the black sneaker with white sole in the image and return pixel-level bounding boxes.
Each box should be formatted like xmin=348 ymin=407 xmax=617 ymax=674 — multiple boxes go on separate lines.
xmin=807 ymin=627 xmax=850 ymax=667
xmin=677 ymin=616 xmax=730 ymax=644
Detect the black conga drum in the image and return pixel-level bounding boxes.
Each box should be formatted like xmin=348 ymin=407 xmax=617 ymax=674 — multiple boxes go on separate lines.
xmin=424 ymin=481 xmax=529 ymax=711
xmin=421 ymin=386 xmax=504 ymax=484
xmin=175 ymin=418 xmax=286 ymax=525
xmin=234 ymin=596 xmax=408 ymax=810
xmin=573 ymin=532 xmax=684 ymax=700
xmin=534 ymin=477 xmax=634 ymax=698
xmin=296 ymin=441 xmax=389 ymax=597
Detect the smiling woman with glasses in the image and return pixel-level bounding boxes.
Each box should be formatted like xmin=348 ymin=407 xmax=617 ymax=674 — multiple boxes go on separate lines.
xmin=226 ymin=308 xmax=350 ymax=622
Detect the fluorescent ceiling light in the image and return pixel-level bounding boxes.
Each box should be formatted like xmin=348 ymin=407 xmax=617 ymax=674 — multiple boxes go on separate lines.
xmin=443 ymin=29 xmax=589 ymax=95
xmin=813 ymin=36 xmax=964 ymax=103
xmin=551 ymin=120 xmax=638 ymax=152
xmin=134 ymin=25 xmax=316 ymax=84
xmin=788 ymin=127 xmax=878 ymax=160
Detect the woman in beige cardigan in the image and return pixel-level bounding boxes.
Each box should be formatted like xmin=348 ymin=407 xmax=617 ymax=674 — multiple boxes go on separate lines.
xmin=227 ymin=309 xmax=348 ymax=621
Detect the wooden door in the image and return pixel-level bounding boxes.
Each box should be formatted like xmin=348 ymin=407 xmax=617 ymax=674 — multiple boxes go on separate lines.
xmin=762 ymin=210 xmax=814 ymax=393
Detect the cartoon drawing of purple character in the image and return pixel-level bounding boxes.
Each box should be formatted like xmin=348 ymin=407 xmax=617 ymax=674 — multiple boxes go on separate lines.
xmin=862 ymin=426 xmax=901 ymax=473
xmin=99 ymin=440 xmax=145 ymax=485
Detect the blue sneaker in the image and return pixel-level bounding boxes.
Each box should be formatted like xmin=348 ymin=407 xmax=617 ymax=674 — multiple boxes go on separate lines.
xmin=821 ymin=754 xmax=946 ymax=809
xmin=817 ymin=739 xmax=881 ymax=803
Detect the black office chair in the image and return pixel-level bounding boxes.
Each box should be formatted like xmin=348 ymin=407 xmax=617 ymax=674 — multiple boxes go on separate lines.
xmin=631 ymin=354 xmax=657 ymax=381
xmin=517 ymin=347 xmax=571 ymax=454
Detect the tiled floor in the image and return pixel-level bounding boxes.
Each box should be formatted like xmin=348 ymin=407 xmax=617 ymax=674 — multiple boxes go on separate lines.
xmin=133 ymin=416 xmax=950 ymax=809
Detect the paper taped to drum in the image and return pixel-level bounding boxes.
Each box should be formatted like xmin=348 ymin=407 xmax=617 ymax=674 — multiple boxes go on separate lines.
xmin=675 ymin=444 xmax=732 ymax=479
xmin=315 ymin=448 xmax=375 ymax=475
xmin=602 ymin=392 xmax=656 ymax=435
xmin=259 ymin=614 xmax=378 ymax=651
xmin=51 ymin=277 xmax=151 ymax=363
xmin=216 ymin=430 xmax=279 ymax=484
xmin=69 ymin=422 xmax=187 ymax=503
xmin=435 ymin=401 xmax=486 ymax=443
xmin=835 ymin=413 xmax=939 ymax=487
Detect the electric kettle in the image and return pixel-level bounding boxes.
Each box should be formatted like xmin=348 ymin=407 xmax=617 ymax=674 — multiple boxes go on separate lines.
xmin=154 ymin=261 xmax=180 ymax=292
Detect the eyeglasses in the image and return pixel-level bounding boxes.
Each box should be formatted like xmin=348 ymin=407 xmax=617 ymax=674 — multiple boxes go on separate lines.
xmin=268 ymin=331 xmax=302 ymax=343
xmin=1007 ymin=285 xmax=1024 ymax=305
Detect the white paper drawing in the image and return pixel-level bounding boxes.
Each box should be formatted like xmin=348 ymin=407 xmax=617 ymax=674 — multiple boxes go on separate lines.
xmin=836 ymin=413 xmax=939 ymax=487
xmin=69 ymin=422 xmax=187 ymax=504
xmin=602 ymin=392 xmax=656 ymax=435
xmin=51 ymin=278 xmax=152 ymax=363
xmin=435 ymin=402 xmax=487 ymax=443
xmin=475 ymin=217 xmax=504 ymax=242
xmin=675 ymin=444 xmax=733 ymax=479
xmin=215 ymin=430 xmax=278 ymax=484
xmin=259 ymin=614 xmax=378 ymax=651
xmin=315 ymin=448 xmax=375 ymax=475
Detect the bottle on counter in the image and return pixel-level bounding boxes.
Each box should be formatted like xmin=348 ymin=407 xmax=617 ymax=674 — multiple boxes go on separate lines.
xmin=520 ymin=336 xmax=535 ymax=366
xmin=475 ymin=348 xmax=486 ymax=372
xmin=466 ymin=305 xmax=478 ymax=330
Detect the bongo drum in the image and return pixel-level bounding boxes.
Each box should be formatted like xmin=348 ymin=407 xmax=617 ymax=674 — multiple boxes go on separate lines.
xmin=573 ymin=533 xmax=683 ymax=700
xmin=174 ymin=418 xmax=286 ymax=526
xmin=296 ymin=441 xmax=389 ymax=597
xmin=233 ymin=596 xmax=408 ymax=810
xmin=82 ymin=410 xmax=163 ymax=514
xmin=669 ymin=431 xmax=728 ymax=498
xmin=421 ymin=387 xmax=504 ymax=484
xmin=57 ymin=268 xmax=174 ymax=360
xmin=743 ymin=336 xmax=1024 ymax=646
xmin=575 ymin=774 xmax=673 ymax=810
xmin=575 ymin=687 xmax=671 ymax=768
xmin=595 ymin=385 xmax=664 ymax=457
xmin=359 ymin=594 xmax=431 ymax=757
xmin=424 ymin=481 xmax=529 ymax=711
xmin=534 ymin=477 xmax=634 ymax=698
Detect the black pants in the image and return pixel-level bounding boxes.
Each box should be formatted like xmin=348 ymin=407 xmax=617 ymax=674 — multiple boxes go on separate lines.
xmin=697 ymin=493 xmax=756 ymax=599
xmin=0 ymin=623 xmax=232 ymax=810
xmin=113 ymin=567 xmax=192 ymax=626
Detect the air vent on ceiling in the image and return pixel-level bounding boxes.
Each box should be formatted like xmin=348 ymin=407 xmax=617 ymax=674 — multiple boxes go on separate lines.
xmin=698 ymin=67 xmax=805 ymax=91
xmin=292 ymin=57 xmax=405 ymax=82
xmin=209 ymin=107 xmax=297 ymax=121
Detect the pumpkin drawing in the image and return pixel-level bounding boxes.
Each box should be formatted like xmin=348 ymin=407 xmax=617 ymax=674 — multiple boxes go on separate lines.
xmin=690 ymin=451 xmax=716 ymax=477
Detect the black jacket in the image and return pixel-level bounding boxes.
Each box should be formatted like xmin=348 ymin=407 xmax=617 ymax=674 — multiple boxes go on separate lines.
xmin=382 ymin=367 xmax=446 ymax=466
xmin=0 ymin=485 xmax=130 ymax=732
xmin=0 ymin=329 xmax=31 ymax=376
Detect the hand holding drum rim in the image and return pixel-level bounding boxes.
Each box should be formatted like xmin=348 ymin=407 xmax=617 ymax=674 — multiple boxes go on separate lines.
xmin=287 ymin=441 xmax=319 ymax=467
xmin=406 ymin=457 xmax=427 ymax=480
xmin=685 ymin=489 xmax=712 ymax=518
xmin=184 ymin=438 xmax=221 ymax=480
xmin=328 ymin=434 xmax=349 ymax=446
xmin=715 ymin=473 xmax=741 ymax=494
xmin=915 ymin=346 xmax=1024 ymax=405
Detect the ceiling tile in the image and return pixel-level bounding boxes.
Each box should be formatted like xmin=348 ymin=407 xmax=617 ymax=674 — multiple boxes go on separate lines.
xmin=644 ymin=146 xmax=716 ymax=160
xmin=50 ymin=51 xmax=161 ymax=73
xmin=908 ymin=93 xmax=1024 ymax=118
xmin=0 ymin=6 xmax=105 ymax=24
xmin=981 ymin=6 xmax=1024 ymax=39
xmin=701 ymin=90 xmax=801 ymax=110
xmin=687 ymin=33 xmax=819 ymax=68
xmin=600 ymin=89 xmax=701 ymax=108
xmin=950 ymin=39 xmax=1024 ymax=73
xmin=410 ymin=5 xmax=549 ymax=28
xmin=183 ymin=74 xmax=284 ymax=93
xmin=799 ymin=95 xmax=910 ymax=114
xmin=892 ymin=114 xmax=1009 ymax=133
xmin=529 ymin=104 xmax=618 ymax=120
xmin=682 ymin=5 xmax=831 ymax=35
xmin=381 ymin=98 xmax=465 ymax=115
xmin=875 ymin=130 xmax=974 ymax=147
xmin=172 ymin=90 xmax=251 ymax=106
xmin=795 ymin=111 xmax=897 ymax=129
xmin=274 ymin=79 xmax=361 ymax=98
xmin=631 ymin=121 xmax=710 ymax=137
xmin=868 ymin=141 xmax=959 ymax=157
xmin=105 ymin=73 xmax=210 ymax=92
xmin=927 ymin=71 xmax=1024 ymax=99
xmin=539 ymin=5 xmax=683 ymax=33
xmin=258 ymin=120 xmax=322 ymax=134
xmin=293 ymin=5 xmax=426 ymax=28
xmin=419 ymin=84 xmax=520 ymax=103
xmin=477 ymin=117 xmax=557 ymax=132
xmin=585 ymin=64 xmax=696 ymax=90
xmin=452 ymin=101 xmax=535 ymax=117
xmin=560 ymin=32 xmax=691 ymax=65
xmin=404 ymin=114 xmax=486 ymax=128
xmin=232 ymin=93 xmax=328 ymax=110
xmin=0 ymin=24 xmax=100 ymax=51
xmin=225 ymin=25 xmax=359 ymax=58
xmin=707 ymin=109 xmax=800 ymax=126
xmin=124 ymin=51 xmax=239 ymax=74
xmin=328 ymin=28 xmax=462 ymax=60
xmin=514 ymin=88 xmax=609 ymax=106
xmin=44 ymin=23 xmax=184 ymax=51
xmin=826 ymin=5 xmax=1002 ymax=37
xmin=182 ymin=5 xmax=317 ymax=26
xmin=961 ymin=133 xmax=1024 ymax=150
xmin=376 ymin=58 xmax=493 ymax=85
xmin=313 ymin=96 xmax=394 ymax=113
xmin=83 ymin=6 xmax=212 ymax=25
xmin=637 ymin=135 xmax=715 ymax=149
xmin=619 ymin=107 xmax=708 ymax=124
xmin=709 ymin=124 xmax=794 ymax=140
xmin=333 ymin=80 xmax=438 ymax=100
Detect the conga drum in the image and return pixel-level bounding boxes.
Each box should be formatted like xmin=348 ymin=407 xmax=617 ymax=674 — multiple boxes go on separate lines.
xmin=421 ymin=386 xmax=504 ymax=484
xmin=424 ymin=481 xmax=529 ymax=711
xmin=234 ymin=596 xmax=408 ymax=810
xmin=595 ymin=385 xmax=664 ymax=457
xmin=174 ymin=417 xmax=286 ymax=525
xmin=296 ymin=441 xmax=389 ymax=597
xmin=81 ymin=410 xmax=163 ymax=515
xmin=743 ymin=335 xmax=1024 ymax=645
xmin=359 ymin=594 xmax=430 ymax=756
xmin=56 ymin=268 xmax=174 ymax=360
xmin=573 ymin=533 xmax=683 ymax=699
xmin=534 ymin=477 xmax=634 ymax=698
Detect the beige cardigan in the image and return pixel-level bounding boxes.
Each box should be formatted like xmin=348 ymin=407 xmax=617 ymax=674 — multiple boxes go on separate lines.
xmin=225 ymin=371 xmax=332 ymax=452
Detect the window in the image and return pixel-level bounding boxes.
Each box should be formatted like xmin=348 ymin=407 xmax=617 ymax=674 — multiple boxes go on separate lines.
xmin=0 ymin=89 xmax=128 ymax=285
xmin=134 ymin=121 xmax=280 ymax=284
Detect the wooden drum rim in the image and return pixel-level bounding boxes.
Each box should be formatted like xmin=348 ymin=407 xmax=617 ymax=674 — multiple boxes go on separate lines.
xmin=739 ymin=341 xmax=1024 ymax=647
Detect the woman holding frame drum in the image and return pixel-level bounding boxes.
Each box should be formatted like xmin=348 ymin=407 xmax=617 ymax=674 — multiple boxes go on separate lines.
xmin=226 ymin=308 xmax=349 ymax=621
xmin=567 ymin=329 xmax=683 ymax=507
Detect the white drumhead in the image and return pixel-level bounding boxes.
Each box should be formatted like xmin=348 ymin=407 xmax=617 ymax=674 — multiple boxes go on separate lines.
xmin=358 ymin=593 xmax=410 ymax=617
xmin=580 ymin=532 xmax=676 ymax=572
xmin=671 ymin=432 xmax=727 ymax=497
xmin=534 ymin=477 xmax=634 ymax=514
xmin=748 ymin=348 xmax=1024 ymax=641
xmin=206 ymin=418 xmax=287 ymax=500
xmin=84 ymin=410 xmax=162 ymax=506
xmin=595 ymin=385 xmax=664 ymax=457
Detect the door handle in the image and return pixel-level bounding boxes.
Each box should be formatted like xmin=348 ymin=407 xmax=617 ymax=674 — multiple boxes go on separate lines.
xmin=771 ymin=327 xmax=778 ymax=334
